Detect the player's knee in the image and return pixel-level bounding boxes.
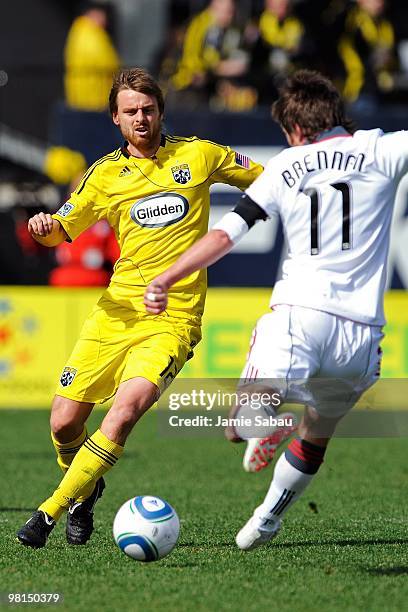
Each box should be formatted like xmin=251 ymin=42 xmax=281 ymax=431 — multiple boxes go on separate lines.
xmin=50 ymin=397 xmax=78 ymax=437
xmin=50 ymin=414 xmax=77 ymax=438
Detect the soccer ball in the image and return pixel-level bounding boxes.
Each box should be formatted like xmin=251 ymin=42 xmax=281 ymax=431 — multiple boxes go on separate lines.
xmin=113 ymin=495 xmax=180 ymax=562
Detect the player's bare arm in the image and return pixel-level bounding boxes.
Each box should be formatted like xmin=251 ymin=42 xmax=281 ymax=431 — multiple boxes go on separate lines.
xmin=28 ymin=213 xmax=68 ymax=247
xmin=144 ymin=194 xmax=269 ymax=314
xmin=144 ymin=229 xmax=234 ymax=314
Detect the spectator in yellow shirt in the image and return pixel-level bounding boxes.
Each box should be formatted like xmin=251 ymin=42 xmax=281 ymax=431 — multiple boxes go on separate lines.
xmin=248 ymin=0 xmax=308 ymax=105
xmin=339 ymin=0 xmax=397 ymax=104
xmin=170 ymin=0 xmax=249 ymax=108
xmin=64 ymin=1 xmax=120 ymax=111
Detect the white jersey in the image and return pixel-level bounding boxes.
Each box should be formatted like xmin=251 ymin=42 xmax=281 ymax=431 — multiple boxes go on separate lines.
xmin=245 ymin=127 xmax=408 ymax=326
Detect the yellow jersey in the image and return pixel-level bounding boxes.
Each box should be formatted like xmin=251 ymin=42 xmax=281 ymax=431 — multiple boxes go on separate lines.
xmin=53 ymin=134 xmax=263 ymax=323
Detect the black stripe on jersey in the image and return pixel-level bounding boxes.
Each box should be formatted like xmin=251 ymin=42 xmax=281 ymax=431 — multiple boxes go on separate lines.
xmin=76 ymin=150 xmax=121 ymax=195
xmin=76 ymin=149 xmax=120 ymax=189
xmin=121 ymin=144 xmax=130 ymax=159
xmin=233 ymin=195 xmax=268 ymax=228
xmin=76 ymin=149 xmax=121 ymax=194
xmin=166 ymin=135 xmax=239 ymax=184
xmin=166 ymin=135 xmax=228 ymax=150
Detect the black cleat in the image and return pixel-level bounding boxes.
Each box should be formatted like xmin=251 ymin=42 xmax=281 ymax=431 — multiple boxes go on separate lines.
xmin=66 ymin=477 xmax=105 ymax=545
xmin=17 ymin=510 xmax=56 ymax=548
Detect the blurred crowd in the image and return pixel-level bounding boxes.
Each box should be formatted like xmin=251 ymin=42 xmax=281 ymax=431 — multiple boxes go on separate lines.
xmin=64 ymin=0 xmax=408 ymax=115
xmin=165 ymin=0 xmax=408 ymax=112
xmin=2 ymin=0 xmax=408 ymax=288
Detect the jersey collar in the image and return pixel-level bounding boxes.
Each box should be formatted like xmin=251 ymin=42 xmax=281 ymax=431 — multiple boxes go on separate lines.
xmin=121 ymin=133 xmax=166 ymax=159
xmin=311 ymin=126 xmax=351 ymax=144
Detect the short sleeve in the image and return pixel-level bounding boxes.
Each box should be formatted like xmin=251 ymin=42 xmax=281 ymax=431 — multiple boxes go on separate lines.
xmin=205 ymin=142 xmax=263 ymax=190
xmin=245 ymin=159 xmax=280 ymax=217
xmin=375 ymin=131 xmax=408 ymax=180
xmin=52 ymin=163 xmax=108 ymax=241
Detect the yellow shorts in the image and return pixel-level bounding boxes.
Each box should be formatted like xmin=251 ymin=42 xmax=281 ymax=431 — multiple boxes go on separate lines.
xmin=55 ymin=297 xmax=201 ymax=403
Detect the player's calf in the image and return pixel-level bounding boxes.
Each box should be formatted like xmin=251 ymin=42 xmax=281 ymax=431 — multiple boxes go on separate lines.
xmin=236 ymin=414 xmax=332 ymax=551
xmin=235 ymin=443 xmax=319 ymax=552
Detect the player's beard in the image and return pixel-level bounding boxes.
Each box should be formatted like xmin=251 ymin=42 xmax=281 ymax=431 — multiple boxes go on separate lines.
xmin=124 ymin=119 xmax=162 ymax=153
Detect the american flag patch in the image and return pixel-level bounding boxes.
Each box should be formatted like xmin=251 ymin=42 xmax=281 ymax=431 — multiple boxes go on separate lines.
xmin=235 ymin=152 xmax=250 ymax=168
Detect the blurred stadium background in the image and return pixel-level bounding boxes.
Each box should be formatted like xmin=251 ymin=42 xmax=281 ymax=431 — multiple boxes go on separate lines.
xmin=1 ymin=0 xmax=408 ymax=408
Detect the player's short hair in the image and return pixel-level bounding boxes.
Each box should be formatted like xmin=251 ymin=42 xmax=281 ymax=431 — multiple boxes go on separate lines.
xmin=109 ymin=68 xmax=165 ymax=116
xmin=272 ymin=70 xmax=355 ymax=142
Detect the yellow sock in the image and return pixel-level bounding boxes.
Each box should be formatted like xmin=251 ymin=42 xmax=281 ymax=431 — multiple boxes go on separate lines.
xmin=39 ymin=430 xmax=124 ymax=521
xmin=51 ymin=427 xmax=87 ymax=472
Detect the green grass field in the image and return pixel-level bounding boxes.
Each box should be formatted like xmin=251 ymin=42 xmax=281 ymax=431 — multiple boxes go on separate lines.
xmin=1 ymin=410 xmax=407 ymax=612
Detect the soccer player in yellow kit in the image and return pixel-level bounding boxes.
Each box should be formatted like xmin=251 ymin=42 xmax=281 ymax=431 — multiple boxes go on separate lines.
xmin=17 ymin=67 xmax=262 ymax=548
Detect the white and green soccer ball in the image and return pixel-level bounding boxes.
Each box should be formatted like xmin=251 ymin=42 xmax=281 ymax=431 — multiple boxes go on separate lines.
xmin=113 ymin=496 xmax=180 ymax=562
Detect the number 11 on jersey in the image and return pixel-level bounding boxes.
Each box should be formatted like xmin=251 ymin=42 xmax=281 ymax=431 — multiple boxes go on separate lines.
xmin=304 ymin=182 xmax=351 ymax=255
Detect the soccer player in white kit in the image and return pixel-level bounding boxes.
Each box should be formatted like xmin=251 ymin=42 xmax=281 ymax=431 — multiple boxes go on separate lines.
xmin=144 ymin=70 xmax=403 ymax=550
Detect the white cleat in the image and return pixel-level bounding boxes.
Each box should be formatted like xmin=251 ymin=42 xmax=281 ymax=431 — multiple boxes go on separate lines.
xmin=236 ymin=516 xmax=281 ymax=551
xmin=243 ymin=412 xmax=297 ymax=473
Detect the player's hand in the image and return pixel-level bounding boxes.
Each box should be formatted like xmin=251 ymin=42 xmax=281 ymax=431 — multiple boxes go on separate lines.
xmin=144 ymin=280 xmax=169 ymax=314
xmin=27 ymin=212 xmax=54 ymax=237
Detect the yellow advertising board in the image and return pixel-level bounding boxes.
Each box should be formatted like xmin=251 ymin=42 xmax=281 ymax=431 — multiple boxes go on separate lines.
xmin=0 ymin=287 xmax=407 ymax=407
xmin=0 ymin=287 xmax=101 ymax=408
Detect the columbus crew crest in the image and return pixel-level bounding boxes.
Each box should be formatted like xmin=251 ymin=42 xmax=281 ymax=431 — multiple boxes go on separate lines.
xmin=60 ymin=367 xmax=77 ymax=387
xmin=171 ymin=164 xmax=191 ymax=184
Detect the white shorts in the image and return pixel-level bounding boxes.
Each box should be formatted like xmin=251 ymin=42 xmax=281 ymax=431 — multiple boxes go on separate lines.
xmin=240 ymin=305 xmax=383 ymax=418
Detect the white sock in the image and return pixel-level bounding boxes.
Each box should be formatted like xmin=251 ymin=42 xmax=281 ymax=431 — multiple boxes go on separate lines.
xmin=253 ymin=453 xmax=314 ymax=526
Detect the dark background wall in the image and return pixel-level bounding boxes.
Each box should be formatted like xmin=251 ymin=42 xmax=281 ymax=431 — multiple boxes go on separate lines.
xmin=0 ymin=0 xmax=78 ymax=140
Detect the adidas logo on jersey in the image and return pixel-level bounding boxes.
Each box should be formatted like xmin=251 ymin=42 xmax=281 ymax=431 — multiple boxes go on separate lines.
xmin=119 ymin=166 xmax=133 ymax=177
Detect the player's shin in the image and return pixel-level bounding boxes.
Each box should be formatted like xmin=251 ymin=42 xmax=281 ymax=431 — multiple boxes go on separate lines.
xmin=254 ymin=438 xmax=326 ymax=525
xmin=39 ymin=429 xmax=124 ymax=521
xmin=51 ymin=427 xmax=88 ymax=472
